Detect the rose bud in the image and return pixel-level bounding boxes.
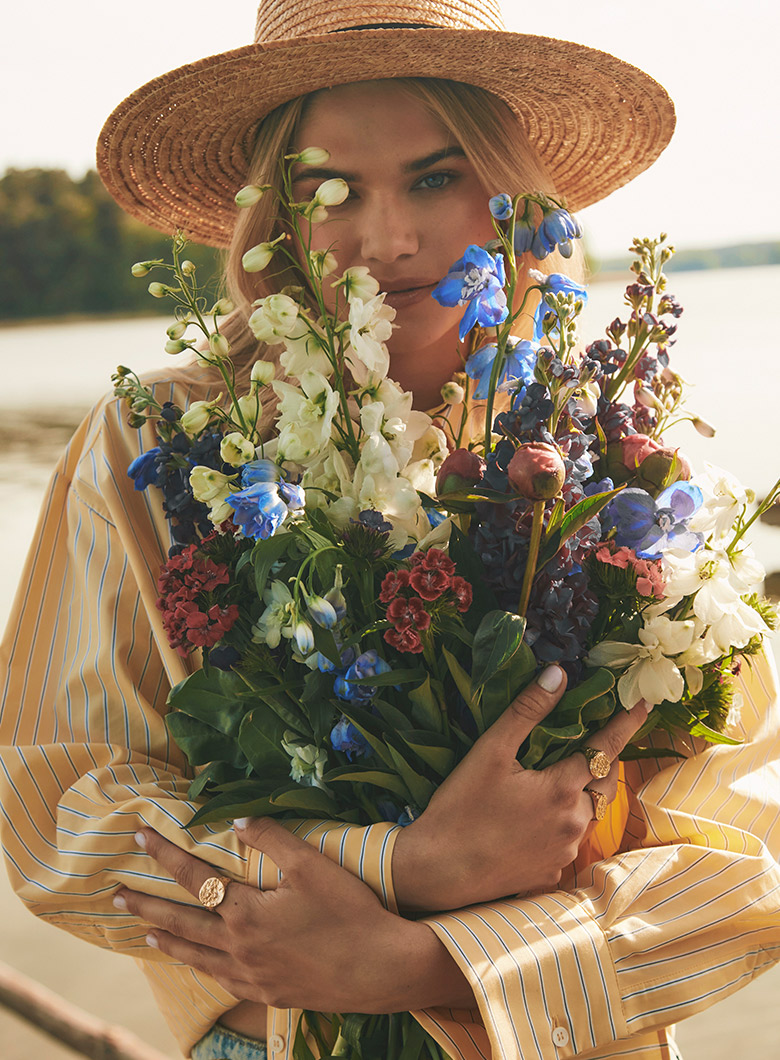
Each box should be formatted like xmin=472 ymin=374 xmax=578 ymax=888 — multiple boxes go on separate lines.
xmin=436 ymin=448 xmax=486 ymax=496
xmin=507 ymin=442 xmax=566 ymax=501
xmin=621 ymin=433 xmax=661 ymax=470
xmin=636 ymin=447 xmax=692 ymax=493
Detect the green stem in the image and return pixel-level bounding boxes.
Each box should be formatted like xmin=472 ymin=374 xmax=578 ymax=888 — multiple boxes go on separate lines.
xmin=730 ymin=475 xmax=780 ymax=549
xmin=518 ymin=500 xmax=546 ymax=617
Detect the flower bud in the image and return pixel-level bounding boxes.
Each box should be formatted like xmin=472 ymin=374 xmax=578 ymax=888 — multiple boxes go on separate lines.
xmin=507 ymin=442 xmax=566 ymax=500
xmin=295 ymin=146 xmax=331 ymax=166
xmin=211 ymin=298 xmax=234 ymax=316
xmin=309 ymin=249 xmax=338 ymax=277
xmin=127 ymin=412 xmax=147 ymax=428
xmin=148 ymin=282 xmax=168 ymax=298
xmin=164 ymin=338 xmax=189 ymax=355
xmin=190 ymin=465 xmax=235 ymax=502
xmin=636 ymin=447 xmax=692 ymax=493
xmin=304 ymin=589 xmax=339 ymax=630
xmin=315 ymin=178 xmax=349 ymax=207
xmin=436 ymin=448 xmax=486 ymax=496
xmin=242 ymin=242 xmax=276 ymax=273
xmin=181 ymin=401 xmax=216 ymax=435
xmin=208 ymin=333 xmax=231 ymax=360
xmin=324 ymin=566 xmax=347 ymax=622
xmin=620 ymin=433 xmax=661 ymax=471
xmin=220 ymin=432 xmax=256 ymax=466
xmin=293 ymin=620 xmax=315 ymax=655
xmin=167 ymin=320 xmax=188 ymax=340
xmin=488 ymin=193 xmax=513 ymax=221
xmin=440 ymin=381 xmax=465 ymax=406
xmin=181 ymin=260 xmax=196 ymax=276
xmin=251 ymin=359 xmax=275 ymax=386
xmin=131 ymin=262 xmax=151 ymax=277
xmin=692 ymin=416 xmax=716 ymax=438
xmin=234 ymin=184 xmax=266 ymax=208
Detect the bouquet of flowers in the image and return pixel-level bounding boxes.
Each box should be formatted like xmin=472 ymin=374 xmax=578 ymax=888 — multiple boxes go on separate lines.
xmin=115 ymin=148 xmax=778 ymax=1059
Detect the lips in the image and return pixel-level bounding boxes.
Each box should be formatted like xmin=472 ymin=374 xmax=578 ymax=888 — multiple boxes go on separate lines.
xmin=380 ymin=281 xmax=437 ymax=310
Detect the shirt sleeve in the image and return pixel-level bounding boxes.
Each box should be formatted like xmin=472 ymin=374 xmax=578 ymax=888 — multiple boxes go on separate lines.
xmin=418 ymin=651 xmax=780 ymax=1060
xmin=0 ymin=393 xmax=399 ymax=1054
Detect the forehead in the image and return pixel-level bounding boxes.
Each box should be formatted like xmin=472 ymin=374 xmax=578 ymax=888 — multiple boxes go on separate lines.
xmin=295 ymin=80 xmax=455 ymax=158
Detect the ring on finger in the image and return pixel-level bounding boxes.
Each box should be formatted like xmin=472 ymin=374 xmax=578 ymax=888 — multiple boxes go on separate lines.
xmin=198 ymin=876 xmax=231 ymax=911
xmin=579 ymin=745 xmax=611 ymax=779
xmin=584 ymin=787 xmax=609 ymax=821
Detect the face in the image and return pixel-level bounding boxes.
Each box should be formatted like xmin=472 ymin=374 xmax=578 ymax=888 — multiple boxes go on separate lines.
xmin=291 ymin=81 xmax=496 ymax=391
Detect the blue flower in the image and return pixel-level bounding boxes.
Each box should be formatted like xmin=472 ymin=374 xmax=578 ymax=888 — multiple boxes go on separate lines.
xmin=240 ymin=459 xmax=281 ymax=485
xmin=226 ymin=478 xmax=305 ymax=540
xmin=334 ymin=649 xmax=392 ymax=703
xmin=532 ymin=208 xmax=582 ymax=260
xmin=330 ymin=716 xmax=371 ymax=761
xmin=609 ymin=483 xmax=704 ymax=559
xmin=488 ymin=193 xmax=513 ymax=221
xmin=432 ymin=245 xmax=508 ymax=340
xmin=532 ymin=272 xmax=588 ymax=342
xmin=127 ymin=447 xmax=162 ymax=491
xmin=465 ymin=337 xmax=538 ymax=400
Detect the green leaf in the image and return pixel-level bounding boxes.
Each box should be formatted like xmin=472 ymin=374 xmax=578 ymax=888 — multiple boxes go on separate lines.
xmin=188 ymin=788 xmax=277 ymax=827
xmin=167 ymin=668 xmax=248 ymax=736
xmin=538 ymin=486 xmax=624 ymax=569
xmin=448 ymin=525 xmax=499 ymax=622
xmin=372 ymin=699 xmax=414 ymax=734
xmin=242 ymin=673 xmax=311 ymax=736
xmin=269 ymin=783 xmax=338 ymax=815
xmin=238 ymin=705 xmax=293 ymax=775
xmin=620 ymin=745 xmax=688 ymax=761
xmin=301 ymin=668 xmax=338 ymax=746
xmin=325 ymin=766 xmax=410 ymax=799
xmin=165 ymin=712 xmax=247 ymax=768
xmin=341 ymin=705 xmax=395 ymax=769
xmin=386 ymin=744 xmax=435 ymax=808
xmin=471 ymin=610 xmax=527 ymax=694
xmin=520 ymin=720 xmax=588 ymax=769
xmin=480 ymin=642 xmax=536 ymax=731
xmin=348 ymin=667 xmax=425 ymax=687
xmin=442 ymin=646 xmax=482 ymax=731
xmin=187 ymin=760 xmax=247 ymax=800
xmin=252 ymin=532 xmax=295 ymax=599
xmin=310 ymin=621 xmax=341 ymax=668
xmin=398 ymin=730 xmax=456 ymax=777
xmin=408 ymin=676 xmax=444 ymax=734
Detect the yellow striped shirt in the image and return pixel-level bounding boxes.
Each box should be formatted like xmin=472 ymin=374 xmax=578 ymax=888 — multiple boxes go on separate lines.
xmin=1 ymin=364 xmax=778 ymax=1059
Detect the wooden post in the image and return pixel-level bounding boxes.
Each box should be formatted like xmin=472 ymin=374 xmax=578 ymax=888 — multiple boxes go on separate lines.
xmin=0 ymin=959 xmax=174 ymax=1060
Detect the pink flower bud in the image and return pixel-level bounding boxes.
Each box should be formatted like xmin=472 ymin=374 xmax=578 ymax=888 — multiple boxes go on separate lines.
xmin=636 ymin=447 xmax=692 ymax=493
xmin=436 ymin=448 xmax=485 ymax=496
xmin=620 ymin=433 xmax=661 ymax=470
xmin=507 ymin=442 xmax=566 ymax=501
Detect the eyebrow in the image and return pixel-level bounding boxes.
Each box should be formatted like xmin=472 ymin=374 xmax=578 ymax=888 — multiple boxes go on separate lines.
xmin=292 ymin=145 xmax=467 ymax=184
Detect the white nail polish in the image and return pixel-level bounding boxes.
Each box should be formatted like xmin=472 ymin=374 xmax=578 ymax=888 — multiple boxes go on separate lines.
xmin=113 ymin=894 xmax=128 ymax=911
xmin=146 ymin=933 xmax=159 ymax=949
xmin=233 ymin=817 xmax=250 ymax=831
xmin=134 ymin=831 xmax=147 ymax=848
xmin=538 ymin=665 xmax=564 ymax=692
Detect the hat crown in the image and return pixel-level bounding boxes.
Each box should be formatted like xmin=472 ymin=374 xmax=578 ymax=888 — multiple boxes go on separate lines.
xmin=254 ymin=0 xmax=506 ymax=42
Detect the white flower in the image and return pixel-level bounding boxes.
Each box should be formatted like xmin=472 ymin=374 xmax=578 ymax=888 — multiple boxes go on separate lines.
xmin=708 ymin=601 xmax=768 ymax=654
xmin=569 ymin=381 xmax=600 ymax=419
xmin=295 ymin=146 xmax=330 ymax=166
xmin=208 ymin=333 xmax=230 ymax=360
xmin=281 ymin=731 xmax=329 ymax=790
xmin=302 ymin=447 xmax=356 ymax=511
xmin=688 ymin=464 xmax=750 ymax=539
xmin=167 ymin=320 xmax=188 ymax=340
xmin=339 ymin=266 xmax=380 ymax=303
xmin=441 ymin=380 xmax=465 ymax=405
xmin=242 ymin=241 xmax=277 ymax=273
xmin=278 ymin=318 xmax=333 ymax=379
xmin=588 ymin=615 xmax=698 ymax=709
xmin=401 ymin=458 xmax=437 ymax=495
xmin=273 ymin=371 xmax=340 ymax=464
xmin=413 ymin=424 xmax=449 ymax=467
xmin=220 ymin=432 xmax=256 ymax=466
xmin=662 ymin=547 xmax=741 ymax=624
xmin=253 ymin=581 xmax=295 ymax=648
xmin=189 ymin=465 xmax=235 ymax=504
xmin=308 ymin=249 xmax=338 ymax=278
xmin=248 ymin=294 xmax=300 ymax=345
xmin=346 ymin=295 xmax=395 ymax=379
xmin=314 ymin=177 xmax=349 ymax=207
xmin=251 ymin=359 xmax=275 ymax=387
xmin=235 ymin=184 xmax=266 ymax=207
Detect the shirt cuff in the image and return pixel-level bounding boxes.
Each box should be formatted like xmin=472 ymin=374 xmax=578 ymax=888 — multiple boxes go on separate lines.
xmin=423 ymin=891 xmax=629 ymax=1060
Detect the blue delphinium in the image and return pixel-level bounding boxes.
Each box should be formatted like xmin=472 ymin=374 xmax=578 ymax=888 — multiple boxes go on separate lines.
xmin=226 ymin=473 xmax=305 ymax=540
xmin=465 ymin=338 xmax=538 ymax=400
xmin=432 ymin=245 xmax=508 ymax=340
xmin=330 ymin=716 xmax=371 ymax=761
xmin=532 ymin=207 xmax=583 ymax=259
xmin=127 ymin=447 xmax=162 ymax=490
xmin=532 ymin=272 xmax=589 ymax=342
xmin=488 ymin=193 xmax=513 ymax=221
xmin=334 ymin=649 xmax=392 ymax=703
xmin=609 ymin=483 xmax=704 ymax=559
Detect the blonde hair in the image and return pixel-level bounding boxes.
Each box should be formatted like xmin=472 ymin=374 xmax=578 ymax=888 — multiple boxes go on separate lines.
xmin=221 ymin=78 xmax=584 ymax=377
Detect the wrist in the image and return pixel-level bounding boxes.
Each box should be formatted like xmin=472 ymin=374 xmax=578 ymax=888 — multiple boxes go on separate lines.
xmin=372 ymin=914 xmax=476 ymax=1012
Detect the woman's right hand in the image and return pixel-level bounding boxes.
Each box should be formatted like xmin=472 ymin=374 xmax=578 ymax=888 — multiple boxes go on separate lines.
xmin=392 ymin=664 xmax=648 ymax=913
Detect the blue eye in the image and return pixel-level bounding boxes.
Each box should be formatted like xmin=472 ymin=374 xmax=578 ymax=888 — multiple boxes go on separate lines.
xmin=416 ymin=172 xmax=453 ymax=191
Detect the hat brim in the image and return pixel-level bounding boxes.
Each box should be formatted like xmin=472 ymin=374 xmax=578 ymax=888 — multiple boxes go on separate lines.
xmin=96 ymin=27 xmax=675 ymax=248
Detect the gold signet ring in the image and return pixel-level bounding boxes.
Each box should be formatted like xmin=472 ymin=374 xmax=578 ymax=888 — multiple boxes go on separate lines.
xmin=585 ymin=788 xmax=608 ymax=821
xmin=198 ymin=875 xmax=231 ymax=911
xmin=580 ymin=745 xmax=611 ymax=779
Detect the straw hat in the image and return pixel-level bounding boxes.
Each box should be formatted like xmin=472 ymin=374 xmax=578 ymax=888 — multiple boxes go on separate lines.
xmin=96 ymin=0 xmax=675 ymax=248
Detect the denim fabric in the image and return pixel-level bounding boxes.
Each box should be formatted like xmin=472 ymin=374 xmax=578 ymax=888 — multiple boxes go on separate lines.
xmin=191 ymin=1022 xmax=268 ymax=1060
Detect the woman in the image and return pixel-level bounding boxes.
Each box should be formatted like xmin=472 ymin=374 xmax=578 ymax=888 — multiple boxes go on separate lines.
xmin=2 ymin=2 xmax=779 ymax=1060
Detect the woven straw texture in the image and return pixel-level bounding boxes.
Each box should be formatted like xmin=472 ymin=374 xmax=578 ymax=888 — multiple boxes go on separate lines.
xmin=96 ymin=1 xmax=675 ymax=248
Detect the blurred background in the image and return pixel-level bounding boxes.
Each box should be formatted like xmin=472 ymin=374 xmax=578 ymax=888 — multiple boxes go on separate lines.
xmin=1 ymin=1 xmax=778 ymax=1056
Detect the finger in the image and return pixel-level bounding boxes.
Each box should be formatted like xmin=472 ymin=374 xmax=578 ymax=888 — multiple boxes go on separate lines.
xmin=145 ymin=928 xmax=245 ymax=982
xmin=233 ymin=816 xmax=321 ymax=875
xmin=114 ymin=887 xmax=225 ymax=948
xmin=477 ymin=664 xmax=567 ymax=756
xmin=558 ymin=700 xmax=649 ymax=788
xmin=135 ymin=829 xmax=238 ymax=904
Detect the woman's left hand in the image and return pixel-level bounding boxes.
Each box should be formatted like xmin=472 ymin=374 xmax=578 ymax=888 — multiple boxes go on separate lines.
xmin=115 ymin=819 xmax=473 ymax=1013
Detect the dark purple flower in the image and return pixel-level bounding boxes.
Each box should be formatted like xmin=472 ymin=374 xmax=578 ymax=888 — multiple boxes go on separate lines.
xmin=127 ymin=447 xmax=162 ymax=490
xmin=609 ymin=482 xmax=704 ymax=559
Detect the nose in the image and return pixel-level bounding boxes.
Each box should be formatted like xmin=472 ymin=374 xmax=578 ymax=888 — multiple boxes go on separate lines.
xmin=358 ymin=194 xmax=419 ymax=264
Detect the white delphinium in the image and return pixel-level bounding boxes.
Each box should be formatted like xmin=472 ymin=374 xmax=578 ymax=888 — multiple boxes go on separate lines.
xmin=220 ymin=432 xmax=256 ymax=466
xmin=273 ymin=371 xmax=340 ymax=465
xmin=189 ymin=466 xmax=236 ymax=524
xmin=689 ymin=464 xmax=751 ymax=539
xmin=253 ymin=580 xmax=296 ymax=648
xmin=248 ymin=293 xmax=300 ymax=345
xmin=301 ymin=447 xmax=356 ymax=513
xmin=180 ymin=396 xmax=222 ymax=436
xmin=346 ymin=294 xmax=395 ymax=380
xmin=588 ymin=614 xmax=698 ymax=709
xmin=279 ymin=317 xmax=333 ymax=380
xmin=281 ymin=731 xmax=329 ymax=790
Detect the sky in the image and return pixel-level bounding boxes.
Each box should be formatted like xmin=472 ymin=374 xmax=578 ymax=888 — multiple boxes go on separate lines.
xmin=2 ymin=0 xmax=777 ymax=258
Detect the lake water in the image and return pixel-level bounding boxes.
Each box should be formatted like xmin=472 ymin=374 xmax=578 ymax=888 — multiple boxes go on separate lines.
xmin=0 ymin=266 xmax=779 ymax=1055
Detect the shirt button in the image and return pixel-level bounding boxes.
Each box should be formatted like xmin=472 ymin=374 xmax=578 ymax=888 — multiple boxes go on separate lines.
xmin=268 ymin=1033 xmax=286 ymax=1053
xmin=552 ymin=1026 xmax=570 ymax=1048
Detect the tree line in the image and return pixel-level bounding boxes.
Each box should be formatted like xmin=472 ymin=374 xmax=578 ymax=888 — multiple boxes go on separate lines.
xmin=0 ymin=168 xmax=220 ymax=321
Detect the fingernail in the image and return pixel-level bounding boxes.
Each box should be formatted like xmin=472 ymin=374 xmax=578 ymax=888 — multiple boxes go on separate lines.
xmin=146 ymin=933 xmax=159 ymax=949
xmin=538 ymin=665 xmax=564 ymax=692
xmin=628 ymin=697 xmax=649 ymax=714
xmin=233 ymin=818 xmax=250 ymax=831
xmin=134 ymin=831 xmax=147 ymax=849
xmin=112 ymin=894 xmax=128 ymax=911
